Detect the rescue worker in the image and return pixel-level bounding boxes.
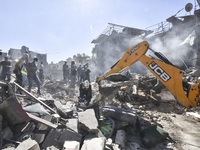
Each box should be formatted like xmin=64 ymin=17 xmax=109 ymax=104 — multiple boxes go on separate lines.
xmin=79 ymin=80 xmax=92 ymax=106
xmin=21 ymin=65 xmax=28 ymax=87
xmin=13 ymin=53 xmax=29 ymax=92
xmin=83 ymin=63 xmax=91 ymax=82
xmin=26 ymin=58 xmax=41 ymax=95
xmin=63 ymin=61 xmax=69 ymax=81
xmin=0 ymin=56 xmax=11 ymax=82
xmin=77 ymin=65 xmax=82 ymax=83
xmin=39 ymin=60 xmax=44 ymax=84
xmin=70 ymin=61 xmax=77 ymax=88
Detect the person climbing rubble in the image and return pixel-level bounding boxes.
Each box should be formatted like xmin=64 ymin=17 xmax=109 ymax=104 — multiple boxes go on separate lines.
xmin=79 ymin=80 xmax=92 ymax=106
xmin=13 ymin=53 xmax=29 ymax=93
xmin=39 ymin=60 xmax=44 ymax=84
xmin=0 ymin=56 xmax=12 ymax=82
xmin=26 ymin=58 xmax=41 ymax=95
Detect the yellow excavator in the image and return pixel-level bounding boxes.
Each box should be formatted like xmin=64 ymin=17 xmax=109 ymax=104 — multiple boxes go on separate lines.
xmin=96 ymin=41 xmax=200 ymax=108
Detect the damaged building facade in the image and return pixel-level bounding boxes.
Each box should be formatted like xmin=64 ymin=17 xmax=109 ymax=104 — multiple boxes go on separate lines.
xmin=92 ymin=5 xmax=200 ymax=75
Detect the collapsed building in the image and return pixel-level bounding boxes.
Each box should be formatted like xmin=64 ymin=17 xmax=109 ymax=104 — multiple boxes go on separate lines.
xmin=91 ymin=3 xmax=200 ymax=76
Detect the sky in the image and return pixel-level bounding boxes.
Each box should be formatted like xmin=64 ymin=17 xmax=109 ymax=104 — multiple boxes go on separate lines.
xmin=0 ymin=0 xmax=198 ymax=63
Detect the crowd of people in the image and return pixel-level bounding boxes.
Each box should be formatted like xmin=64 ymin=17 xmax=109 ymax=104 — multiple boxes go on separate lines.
xmin=62 ymin=61 xmax=92 ymax=106
xmin=0 ymin=55 xmax=92 ymax=106
xmin=0 ymin=54 xmax=43 ymax=95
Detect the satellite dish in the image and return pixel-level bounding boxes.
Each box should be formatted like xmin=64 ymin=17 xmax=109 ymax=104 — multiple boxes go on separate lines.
xmin=185 ymin=3 xmax=193 ymax=12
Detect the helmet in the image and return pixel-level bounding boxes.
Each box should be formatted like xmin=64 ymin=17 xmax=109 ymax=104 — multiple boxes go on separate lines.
xmin=83 ymin=80 xmax=89 ymax=89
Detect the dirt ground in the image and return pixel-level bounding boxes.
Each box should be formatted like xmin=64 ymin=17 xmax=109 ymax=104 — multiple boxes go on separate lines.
xmin=127 ymin=100 xmax=200 ymax=150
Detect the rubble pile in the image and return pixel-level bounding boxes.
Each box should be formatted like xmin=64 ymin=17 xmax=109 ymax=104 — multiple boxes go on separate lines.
xmin=0 ymin=73 xmax=200 ymax=150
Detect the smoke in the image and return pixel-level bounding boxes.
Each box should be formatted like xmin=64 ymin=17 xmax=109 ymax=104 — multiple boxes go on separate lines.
xmin=148 ymin=29 xmax=196 ymax=68
xmin=90 ymin=22 xmax=198 ymax=80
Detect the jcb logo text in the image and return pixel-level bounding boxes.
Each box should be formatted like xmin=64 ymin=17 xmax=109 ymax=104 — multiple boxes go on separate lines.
xmin=149 ymin=61 xmax=171 ymax=82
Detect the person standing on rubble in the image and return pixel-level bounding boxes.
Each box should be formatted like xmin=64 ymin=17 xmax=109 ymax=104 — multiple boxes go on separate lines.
xmin=0 ymin=56 xmax=12 ymax=82
xmin=70 ymin=61 xmax=77 ymax=88
xmin=79 ymin=65 xmax=85 ymax=83
xmin=13 ymin=53 xmax=29 ymax=91
xmin=39 ymin=60 xmax=44 ymax=84
xmin=84 ymin=63 xmax=91 ymax=82
xmin=79 ymin=80 xmax=92 ymax=106
xmin=77 ymin=64 xmax=82 ymax=83
xmin=63 ymin=61 xmax=69 ymax=81
xmin=26 ymin=58 xmax=41 ymax=95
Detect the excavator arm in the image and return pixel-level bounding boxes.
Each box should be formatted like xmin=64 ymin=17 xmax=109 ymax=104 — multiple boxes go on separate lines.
xmin=96 ymin=41 xmax=200 ymax=108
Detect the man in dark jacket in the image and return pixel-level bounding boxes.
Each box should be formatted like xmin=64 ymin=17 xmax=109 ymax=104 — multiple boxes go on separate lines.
xmin=0 ymin=57 xmax=11 ymax=82
xmin=26 ymin=58 xmax=41 ymax=95
xmin=63 ymin=61 xmax=69 ymax=81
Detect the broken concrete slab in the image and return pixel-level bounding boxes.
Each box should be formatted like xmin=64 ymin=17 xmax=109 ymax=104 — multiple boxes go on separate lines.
xmin=66 ymin=118 xmax=78 ymax=132
xmin=58 ymin=128 xmax=82 ymax=144
xmin=54 ymin=101 xmax=73 ymax=118
xmin=42 ymin=129 xmax=61 ymax=149
xmin=34 ymin=131 xmax=47 ymax=144
xmin=0 ymin=97 xmax=30 ymax=126
xmin=63 ymin=141 xmax=80 ymax=150
xmin=157 ymin=90 xmax=176 ymax=102
xmin=36 ymin=114 xmax=54 ymax=130
xmin=78 ymin=109 xmax=98 ymax=133
xmin=81 ymin=137 xmax=106 ymax=150
xmin=42 ymin=128 xmax=82 ymax=149
xmin=16 ymin=138 xmax=40 ymax=150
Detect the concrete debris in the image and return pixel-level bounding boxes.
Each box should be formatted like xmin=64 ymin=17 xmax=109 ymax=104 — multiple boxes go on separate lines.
xmin=63 ymin=141 xmax=80 ymax=150
xmin=81 ymin=137 xmax=106 ymax=150
xmin=78 ymin=109 xmax=99 ymax=133
xmin=16 ymin=138 xmax=40 ymax=150
xmin=0 ymin=70 xmax=200 ymax=150
xmin=66 ymin=118 xmax=78 ymax=132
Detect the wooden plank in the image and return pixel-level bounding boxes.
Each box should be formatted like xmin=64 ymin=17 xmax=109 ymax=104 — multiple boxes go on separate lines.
xmin=27 ymin=112 xmax=58 ymax=129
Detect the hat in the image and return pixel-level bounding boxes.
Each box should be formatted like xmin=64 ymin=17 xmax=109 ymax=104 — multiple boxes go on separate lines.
xmin=83 ymin=80 xmax=89 ymax=89
xmin=34 ymin=58 xmax=38 ymax=62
